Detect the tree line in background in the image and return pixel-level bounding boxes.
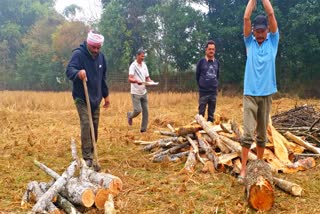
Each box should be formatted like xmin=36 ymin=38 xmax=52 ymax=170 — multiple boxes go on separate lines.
xmin=0 ymin=0 xmax=319 ymax=97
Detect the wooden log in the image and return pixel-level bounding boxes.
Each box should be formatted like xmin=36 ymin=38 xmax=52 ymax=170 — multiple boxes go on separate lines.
xmin=220 ymin=123 xmax=233 ymax=134
xmin=167 ymin=124 xmax=175 ymax=133
xmin=152 ymin=142 xmax=190 ymax=162
xmin=104 ymin=194 xmax=116 ymax=214
xmin=143 ymin=136 xmax=180 ymax=151
xmin=245 ymin=160 xmax=274 ymax=211
xmin=38 ymin=182 xmax=81 ymax=214
xmin=34 ymin=160 xmax=95 ymax=208
xmin=80 ymin=161 xmax=123 ymax=195
xmin=267 ymin=124 xmax=291 ymax=165
xmin=284 ymin=131 xmax=320 ymax=154
xmin=186 ymin=136 xmax=205 ymax=164
xmin=61 ymin=177 xmax=95 ymax=207
xmin=273 ymin=177 xmax=303 ymax=196
xmin=219 ymin=135 xmax=257 ymax=160
xmin=231 ymin=120 xmax=243 ymax=141
xmin=155 ymin=130 xmax=178 ymax=137
xmin=95 ymin=188 xmax=111 ymax=210
xmin=195 ymin=114 xmax=231 ymax=153
xmin=22 ymin=181 xmax=60 ymax=213
xmin=196 ymin=132 xmax=220 ymax=171
xmin=175 ymin=124 xmax=202 ymax=136
xmin=32 ymin=161 xmax=78 ymax=212
xmin=180 ymin=147 xmax=197 ymax=174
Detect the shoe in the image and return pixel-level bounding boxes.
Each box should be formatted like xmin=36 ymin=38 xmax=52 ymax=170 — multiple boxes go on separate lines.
xmin=85 ymin=159 xmax=93 ymax=167
xmin=140 ymin=130 xmax=146 ymax=133
xmin=127 ymin=112 xmax=132 ymax=126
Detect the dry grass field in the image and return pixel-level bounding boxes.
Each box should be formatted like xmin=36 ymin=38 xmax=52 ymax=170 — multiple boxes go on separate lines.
xmin=0 ymin=91 xmax=319 ymax=213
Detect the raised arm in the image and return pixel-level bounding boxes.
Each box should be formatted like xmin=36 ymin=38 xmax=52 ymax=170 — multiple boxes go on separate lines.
xmin=243 ymin=0 xmax=257 ymax=37
xmin=262 ymin=0 xmax=278 ymax=33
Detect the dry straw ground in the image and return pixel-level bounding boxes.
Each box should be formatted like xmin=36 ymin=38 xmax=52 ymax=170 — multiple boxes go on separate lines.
xmin=0 ymin=91 xmax=319 ymax=213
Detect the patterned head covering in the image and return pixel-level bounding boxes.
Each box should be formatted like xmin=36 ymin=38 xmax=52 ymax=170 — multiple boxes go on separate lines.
xmin=87 ymin=30 xmax=104 ymax=46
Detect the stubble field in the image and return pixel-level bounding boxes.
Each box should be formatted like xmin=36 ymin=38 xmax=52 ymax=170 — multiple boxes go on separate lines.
xmin=0 ymin=91 xmax=319 ymax=213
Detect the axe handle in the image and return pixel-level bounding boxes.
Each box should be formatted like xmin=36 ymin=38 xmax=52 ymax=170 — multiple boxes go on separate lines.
xmin=82 ymin=79 xmax=100 ymax=168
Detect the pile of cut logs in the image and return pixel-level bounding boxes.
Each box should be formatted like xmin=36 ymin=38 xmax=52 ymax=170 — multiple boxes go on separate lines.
xmin=135 ymin=110 xmax=320 ymax=211
xmin=21 ymin=139 xmax=122 ymax=213
xmin=272 ymin=104 xmax=320 ymax=146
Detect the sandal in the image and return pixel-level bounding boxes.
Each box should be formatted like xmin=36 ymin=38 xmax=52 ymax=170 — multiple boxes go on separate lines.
xmin=237 ymin=175 xmax=245 ymax=185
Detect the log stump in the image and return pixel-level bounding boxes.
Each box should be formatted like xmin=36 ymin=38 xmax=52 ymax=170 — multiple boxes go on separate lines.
xmin=245 ymin=160 xmax=274 ymax=211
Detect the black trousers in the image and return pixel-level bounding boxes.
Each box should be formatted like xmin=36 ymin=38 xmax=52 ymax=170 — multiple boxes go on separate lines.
xmin=198 ymin=93 xmax=217 ymax=122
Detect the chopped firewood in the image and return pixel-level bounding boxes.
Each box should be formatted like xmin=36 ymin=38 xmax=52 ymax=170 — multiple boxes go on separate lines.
xmin=195 ymin=114 xmax=231 ymax=153
xmin=104 ymin=194 xmax=116 ymax=214
xmin=174 ymin=124 xmax=202 ymax=136
xmin=95 ymin=189 xmax=111 ymax=210
xmin=284 ymin=131 xmax=320 ymax=154
xmin=267 ymin=123 xmax=292 ymax=165
xmin=287 ymin=157 xmax=316 ymax=170
xmin=273 ymin=177 xmax=303 ymax=196
xmin=245 ymin=160 xmax=274 ymax=211
xmin=231 ymin=121 xmax=243 ymax=141
xmin=21 ymin=181 xmax=60 ymax=213
xmin=201 ymin=161 xmax=215 ymax=173
xmin=80 ymin=161 xmax=123 ymax=195
xmin=180 ymin=147 xmax=197 ymax=174
xmin=32 ymin=160 xmax=78 ymax=212
xmin=155 ymin=130 xmax=178 ymax=137
xmin=218 ymin=152 xmax=239 ymax=165
xmin=38 ymin=182 xmax=81 ymax=214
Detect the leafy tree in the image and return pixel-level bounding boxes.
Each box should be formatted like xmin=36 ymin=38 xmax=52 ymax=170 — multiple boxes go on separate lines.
xmin=16 ymin=16 xmax=64 ymax=90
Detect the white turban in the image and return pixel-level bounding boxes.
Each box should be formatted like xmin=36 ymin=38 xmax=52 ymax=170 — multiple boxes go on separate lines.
xmin=87 ymin=30 xmax=104 ymax=46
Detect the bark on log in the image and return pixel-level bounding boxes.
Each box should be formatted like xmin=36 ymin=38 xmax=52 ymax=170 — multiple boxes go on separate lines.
xmin=32 ymin=161 xmax=78 ymax=212
xmin=143 ymin=136 xmax=180 ymax=151
xmin=175 ymin=124 xmax=202 ymax=136
xmin=22 ymin=181 xmax=60 ymax=213
xmin=195 ymin=114 xmax=231 ymax=153
xmin=284 ymin=131 xmax=320 ymax=154
xmin=38 ymin=182 xmax=81 ymax=214
xmin=219 ymin=135 xmax=257 ymax=160
xmin=231 ymin=121 xmax=243 ymax=141
xmin=196 ymin=132 xmax=221 ymax=171
xmin=180 ymin=147 xmax=197 ymax=173
xmin=273 ymin=177 xmax=303 ymax=196
xmin=34 ymin=159 xmax=96 ymax=208
xmin=152 ymin=142 xmax=189 ymax=162
xmin=80 ymin=161 xmax=123 ymax=195
xmin=245 ymin=160 xmax=274 ymax=211
xmin=60 ymin=177 xmax=95 ymax=207
xmin=156 ymin=130 xmax=178 ymax=137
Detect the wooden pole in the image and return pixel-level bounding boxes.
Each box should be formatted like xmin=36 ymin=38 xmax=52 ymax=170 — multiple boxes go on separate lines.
xmin=83 ymin=79 xmax=101 ymax=171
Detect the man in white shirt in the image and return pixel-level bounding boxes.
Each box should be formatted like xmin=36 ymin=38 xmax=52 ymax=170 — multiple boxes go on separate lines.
xmin=127 ymin=49 xmax=153 ymax=132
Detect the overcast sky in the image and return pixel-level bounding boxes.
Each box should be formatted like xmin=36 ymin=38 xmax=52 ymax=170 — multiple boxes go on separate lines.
xmin=54 ymin=0 xmax=103 ymax=22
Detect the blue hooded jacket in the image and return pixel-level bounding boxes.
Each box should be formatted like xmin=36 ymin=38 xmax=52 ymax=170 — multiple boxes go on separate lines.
xmin=66 ymin=41 xmax=108 ymax=111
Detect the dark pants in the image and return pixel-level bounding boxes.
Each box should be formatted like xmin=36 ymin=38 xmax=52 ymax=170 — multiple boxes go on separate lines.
xmin=198 ymin=93 xmax=217 ymax=122
xmin=128 ymin=93 xmax=148 ymax=131
xmin=75 ymin=99 xmax=100 ymax=160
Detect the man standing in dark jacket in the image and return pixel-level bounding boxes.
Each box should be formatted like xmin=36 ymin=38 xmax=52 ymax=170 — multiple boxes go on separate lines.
xmin=196 ymin=40 xmax=220 ymax=122
xmin=66 ymin=30 xmax=110 ymax=167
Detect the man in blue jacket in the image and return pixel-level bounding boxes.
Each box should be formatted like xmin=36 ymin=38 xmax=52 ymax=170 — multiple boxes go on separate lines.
xmin=66 ymin=30 xmax=110 ymax=167
xmin=196 ymin=40 xmax=220 ymax=122
xmin=238 ymin=0 xmax=279 ymax=183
